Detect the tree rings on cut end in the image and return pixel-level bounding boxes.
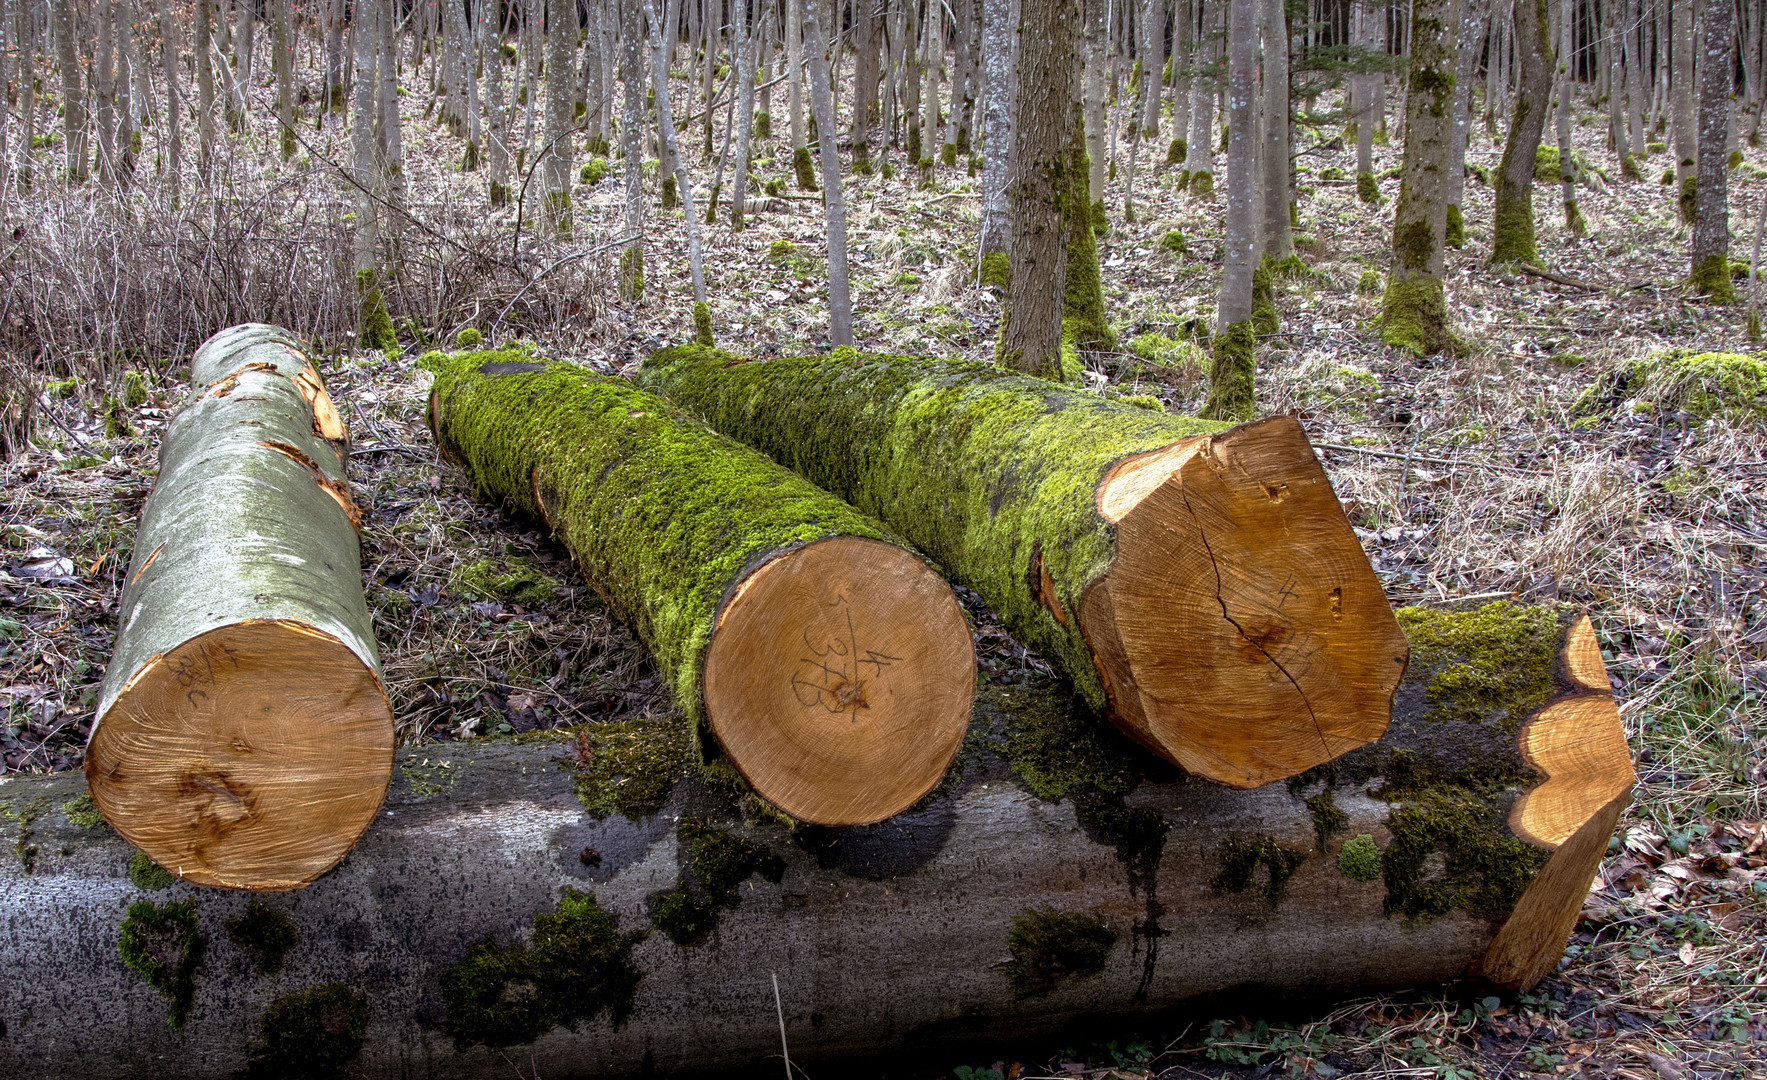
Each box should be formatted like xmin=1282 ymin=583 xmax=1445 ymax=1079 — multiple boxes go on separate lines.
xmin=86 ymin=620 xmax=394 ymax=891
xmin=1085 ymin=415 xmax=1409 ymax=788
xmin=702 ymin=536 xmax=975 ymax=826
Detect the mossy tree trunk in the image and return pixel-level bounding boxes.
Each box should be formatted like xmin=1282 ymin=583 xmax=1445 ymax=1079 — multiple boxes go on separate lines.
xmin=425 ymin=350 xmax=973 ymax=824
xmin=1489 ymin=0 xmax=1553 ymax=266
xmin=997 ymin=0 xmax=1076 ymax=378
xmin=1182 ymin=1 xmax=1220 ymax=193
xmin=1689 ymin=0 xmax=1735 ymax=300
xmin=2 ymin=603 xmax=1630 ymax=1078
xmin=1064 ymin=101 xmax=1115 ymax=352
xmin=89 ymin=324 xmax=393 ymax=892
xmin=639 ymin=346 xmax=1410 ymax=790
xmin=1379 ymin=0 xmax=1461 ymax=356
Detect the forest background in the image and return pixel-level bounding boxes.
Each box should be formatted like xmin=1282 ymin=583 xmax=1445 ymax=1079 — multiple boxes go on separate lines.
xmin=0 ymin=0 xmax=1764 ymax=1073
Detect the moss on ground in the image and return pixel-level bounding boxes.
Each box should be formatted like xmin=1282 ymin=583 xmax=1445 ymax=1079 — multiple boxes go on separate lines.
xmin=228 ymin=900 xmax=299 ymax=976
xmin=1337 ymin=833 xmax=1383 ymax=881
xmin=441 ymin=888 xmax=643 ymax=1048
xmin=650 ymin=819 xmax=786 ymax=946
xmin=1157 ymin=229 xmax=1187 ymax=254
xmin=123 ymin=370 xmax=149 ymax=408
xmin=1575 ymin=350 xmax=1767 ymax=421
xmin=1395 ymin=601 xmax=1560 ymax=732
xmin=635 ymin=346 xmax=1224 ymax=720
xmin=451 ymin=554 xmax=560 ymax=605
xmin=1004 ymin=908 xmax=1117 ymax=998
xmin=249 ymin=983 xmax=367 ymax=1078
xmin=579 ymin=158 xmax=608 ymax=185
xmin=1356 ymin=268 xmax=1383 ymax=296
xmin=119 ymin=898 xmax=204 ymax=1031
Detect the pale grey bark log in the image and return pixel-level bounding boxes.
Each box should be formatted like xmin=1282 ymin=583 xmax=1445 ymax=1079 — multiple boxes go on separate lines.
xmin=1219 ymin=0 xmax=1257 ymax=329
xmin=803 ymin=2 xmax=852 ymax=344
xmin=979 ymin=0 xmax=1014 ymax=265
xmin=1259 ymin=0 xmax=1292 ymax=259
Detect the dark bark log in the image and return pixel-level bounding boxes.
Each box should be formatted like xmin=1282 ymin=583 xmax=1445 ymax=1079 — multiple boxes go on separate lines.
xmin=88 ymin=324 xmax=392 ymax=892
xmin=3 ymin=603 xmax=1629 ymax=1077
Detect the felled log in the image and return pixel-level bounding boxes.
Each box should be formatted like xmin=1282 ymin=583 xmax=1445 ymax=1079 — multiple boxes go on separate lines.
xmin=424 ymin=350 xmax=975 ymax=826
xmin=87 ymin=324 xmax=393 ymax=892
xmin=0 ymin=602 xmax=1632 ymax=1079
xmin=637 ymin=347 xmax=1409 ymax=789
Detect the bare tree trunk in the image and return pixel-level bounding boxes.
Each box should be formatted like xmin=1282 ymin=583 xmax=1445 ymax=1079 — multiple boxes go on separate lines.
xmin=196 ymin=0 xmax=216 ymax=176
xmin=790 ymin=0 xmax=814 ymax=185
xmin=953 ymin=0 xmax=978 ymax=151
xmin=1553 ymin=0 xmax=1583 ymax=234
xmin=380 ymin=0 xmax=405 ymax=204
xmin=1490 ymin=0 xmax=1553 ymax=265
xmin=1182 ymin=0 xmax=1219 ymax=192
xmin=921 ymin=0 xmax=940 ymax=180
xmin=997 ymin=0 xmax=1076 ymax=377
xmin=731 ymin=0 xmax=760 ymax=225
xmin=487 ymin=2 xmax=511 ymax=204
xmin=544 ymin=0 xmax=578 ymax=231
xmin=54 ymin=0 xmax=86 ymax=182
xmin=326 ymin=0 xmax=346 ymax=113
xmin=159 ymin=0 xmax=180 ymax=199
xmin=851 ymin=0 xmax=879 ymax=171
xmin=228 ymin=0 xmax=253 ymax=131
xmin=1354 ymin=0 xmax=1376 ymax=198
xmin=96 ymin=0 xmax=116 ymax=184
xmin=1379 ymin=0 xmax=1461 ymax=355
xmin=116 ymin=0 xmax=137 ymax=182
xmin=1690 ymin=0 xmax=1735 ymax=295
xmin=1084 ymin=0 xmax=1107 ymax=210
xmin=519 ymin=2 xmax=541 ymax=171
xmin=642 ymin=0 xmax=707 ymax=310
xmin=355 ymin=0 xmax=394 ymax=350
xmin=1447 ymin=0 xmax=1485 ymax=245
xmin=803 ymin=0 xmax=852 ymax=344
xmin=276 ymin=0 xmax=295 ymax=157
xmin=1259 ymin=0 xmax=1292 ymax=259
xmin=1672 ymin=0 xmax=1697 ymax=220
xmin=1206 ymin=0 xmax=1258 ymax=422
xmin=582 ymin=0 xmax=605 ymax=151
xmin=619 ymin=0 xmax=647 ymax=298
xmin=979 ymin=0 xmax=1013 ymax=278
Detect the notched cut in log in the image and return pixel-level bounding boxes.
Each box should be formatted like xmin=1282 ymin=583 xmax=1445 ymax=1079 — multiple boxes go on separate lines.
xmin=637 ymin=348 xmax=1406 ymax=790
xmin=291 ymin=364 xmax=348 ymax=445
xmin=1482 ymin=613 xmax=1636 ymax=988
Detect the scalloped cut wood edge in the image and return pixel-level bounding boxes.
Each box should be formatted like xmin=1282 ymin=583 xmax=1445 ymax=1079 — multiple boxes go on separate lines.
xmin=1081 ymin=416 xmax=1410 ymax=788
xmin=87 ymin=620 xmax=394 ymax=891
xmin=702 ymin=536 xmax=976 ymax=825
xmin=1482 ymin=614 xmax=1637 ymax=988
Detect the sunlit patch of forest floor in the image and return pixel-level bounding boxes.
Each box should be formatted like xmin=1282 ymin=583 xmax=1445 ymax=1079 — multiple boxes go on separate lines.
xmin=3 ymin=88 xmax=1765 ymax=1078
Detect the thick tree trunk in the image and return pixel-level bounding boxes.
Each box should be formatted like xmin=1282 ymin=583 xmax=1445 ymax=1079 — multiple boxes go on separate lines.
xmin=87 ymin=324 xmax=391 ymax=893
xmin=1490 ymin=0 xmax=1553 ymax=265
xmin=1 ymin=602 xmax=1631 ymax=1077
xmin=1258 ymin=0 xmax=1293 ymax=259
xmin=1379 ymin=0 xmax=1461 ymax=355
xmin=803 ymin=3 xmax=852 ymax=344
xmin=1689 ymin=0 xmax=1735 ymax=297
xmin=639 ymin=347 xmax=1408 ymax=789
xmin=998 ymin=0 xmax=1076 ymax=377
xmin=426 ymin=350 xmax=972 ymax=824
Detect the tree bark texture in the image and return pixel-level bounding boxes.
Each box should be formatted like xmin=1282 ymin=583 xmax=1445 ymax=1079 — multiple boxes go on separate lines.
xmin=1490 ymin=0 xmax=1553 ymax=266
xmin=0 ymin=603 xmax=1631 ymax=1078
xmin=999 ymin=0 xmax=1077 ymax=378
xmin=803 ymin=3 xmax=852 ymax=345
xmin=1690 ymin=0 xmax=1735 ymax=297
xmin=424 ymin=350 xmax=972 ymax=824
xmin=1258 ymin=0 xmax=1293 ymax=259
xmin=1379 ymin=0 xmax=1461 ymax=355
xmin=87 ymin=324 xmax=392 ymax=892
xmin=979 ymin=0 xmax=1015 ymax=273
xmin=1672 ymin=0 xmax=1697 ymax=218
xmin=54 ymin=0 xmax=85 ymax=182
xmin=1217 ymin=0 xmax=1257 ymax=332
xmin=638 ymin=347 xmax=1410 ymax=790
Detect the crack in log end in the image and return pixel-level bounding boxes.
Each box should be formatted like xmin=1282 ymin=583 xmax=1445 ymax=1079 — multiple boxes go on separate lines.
xmin=292 ymin=365 xmax=348 ymax=445
xmin=1026 ymin=542 xmax=1069 ymax=626
xmin=177 ymin=768 xmax=261 ymax=851
xmin=258 ymin=441 xmax=363 ymax=533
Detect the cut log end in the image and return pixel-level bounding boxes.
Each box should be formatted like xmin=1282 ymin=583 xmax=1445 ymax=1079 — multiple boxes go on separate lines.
xmin=1085 ymin=415 xmax=1409 ymax=788
xmin=703 ymin=536 xmax=976 ymax=826
xmin=86 ymin=620 xmax=394 ymax=891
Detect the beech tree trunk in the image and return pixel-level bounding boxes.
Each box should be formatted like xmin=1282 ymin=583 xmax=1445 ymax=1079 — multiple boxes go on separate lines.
xmin=1490 ymin=0 xmax=1553 ymax=265
xmin=803 ymin=3 xmax=852 ymax=344
xmin=1258 ymin=0 xmax=1292 ymax=259
xmin=639 ymin=346 xmax=1409 ymax=789
xmin=54 ymin=0 xmax=86 ymax=182
xmin=1672 ymin=0 xmax=1697 ymax=220
xmin=979 ymin=0 xmax=1015 ymax=277
xmin=1690 ymin=0 xmax=1735 ymax=297
xmin=425 ymin=349 xmax=973 ymax=824
xmin=87 ymin=324 xmax=392 ymax=892
xmin=1 ymin=602 xmax=1631 ymax=1077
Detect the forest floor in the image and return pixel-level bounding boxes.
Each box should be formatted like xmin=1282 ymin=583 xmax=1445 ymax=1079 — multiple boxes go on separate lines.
xmin=2 ymin=85 xmax=1766 ymax=1079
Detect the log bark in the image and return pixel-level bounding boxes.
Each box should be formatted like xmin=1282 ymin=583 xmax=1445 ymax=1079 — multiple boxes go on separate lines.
xmin=0 ymin=602 xmax=1630 ymax=1078
xmin=637 ymin=347 xmax=1408 ymax=789
xmin=424 ymin=349 xmax=974 ymax=826
xmin=87 ymin=324 xmax=392 ymax=892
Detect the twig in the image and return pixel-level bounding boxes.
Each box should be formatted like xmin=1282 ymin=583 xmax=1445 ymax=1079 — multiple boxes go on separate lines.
xmin=1313 ymin=442 xmax=1549 ymax=476
xmin=1517 ymin=263 xmax=1600 ymax=291
xmin=772 ymin=973 xmax=790 ymax=1080
xmin=486 ymin=234 xmax=643 ymax=342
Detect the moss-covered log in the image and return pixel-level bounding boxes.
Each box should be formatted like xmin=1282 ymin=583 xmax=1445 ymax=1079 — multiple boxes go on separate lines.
xmin=87 ymin=324 xmax=393 ymax=892
xmin=424 ymin=350 xmax=974 ymax=826
xmin=0 ymin=602 xmax=1630 ymax=1078
xmin=637 ymin=347 xmax=1407 ymax=790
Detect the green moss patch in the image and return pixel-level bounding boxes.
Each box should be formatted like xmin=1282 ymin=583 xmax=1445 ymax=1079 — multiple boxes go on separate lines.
xmin=565 ymin=716 xmax=695 ymax=821
xmin=651 ymin=819 xmax=786 ymax=946
xmin=1574 ymin=351 xmax=1767 ymax=421
xmin=441 ymin=888 xmax=643 ymax=1048
xmin=130 ymin=849 xmax=176 ymax=890
xmin=119 ymin=899 xmax=204 ymax=1031
xmin=1005 ymin=908 xmax=1118 ymax=998
xmin=1337 ymin=833 xmax=1383 ymax=881
xmin=228 ymin=900 xmax=299 ymax=976
xmin=250 ymin=983 xmax=367 ymax=1078
xmin=62 ymin=793 xmax=104 ymax=828
xmin=1395 ymin=601 xmax=1559 ymax=731
xmin=451 ymin=555 xmax=561 ymax=605
xmin=1306 ymin=788 xmax=1348 ymax=849
xmin=1377 ymin=774 xmax=1551 ymax=921
xmin=1212 ymin=836 xmax=1309 ymax=904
